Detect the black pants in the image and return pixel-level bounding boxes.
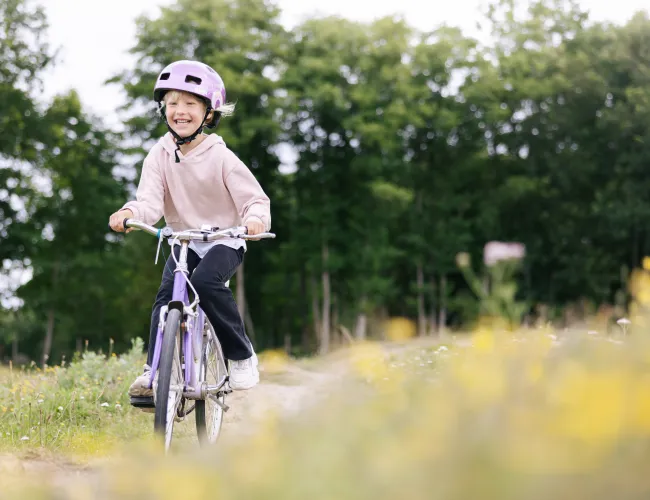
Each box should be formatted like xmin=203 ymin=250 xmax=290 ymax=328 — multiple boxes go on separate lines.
xmin=146 ymin=244 xmax=252 ymax=365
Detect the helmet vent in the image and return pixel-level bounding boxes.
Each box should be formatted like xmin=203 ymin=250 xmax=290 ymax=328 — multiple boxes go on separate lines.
xmin=159 ymin=72 xmax=170 ymax=80
xmin=185 ymin=75 xmax=202 ymax=85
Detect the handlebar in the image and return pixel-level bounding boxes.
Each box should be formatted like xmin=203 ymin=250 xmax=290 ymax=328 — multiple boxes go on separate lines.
xmin=121 ymin=219 xmax=276 ymax=241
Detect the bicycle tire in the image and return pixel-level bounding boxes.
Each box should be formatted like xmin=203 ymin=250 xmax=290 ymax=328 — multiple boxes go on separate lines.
xmin=154 ymin=307 xmax=183 ymax=450
xmin=196 ymin=320 xmax=226 ymax=445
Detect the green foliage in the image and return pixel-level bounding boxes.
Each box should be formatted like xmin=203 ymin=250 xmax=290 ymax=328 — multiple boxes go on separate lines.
xmin=456 ymin=250 xmax=529 ymax=328
xmin=0 ymin=0 xmax=55 ymax=261
xmin=2 ymin=0 xmax=650 ymax=360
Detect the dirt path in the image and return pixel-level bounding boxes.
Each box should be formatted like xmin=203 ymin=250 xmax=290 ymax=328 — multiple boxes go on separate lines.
xmin=223 ymin=355 xmax=347 ymax=435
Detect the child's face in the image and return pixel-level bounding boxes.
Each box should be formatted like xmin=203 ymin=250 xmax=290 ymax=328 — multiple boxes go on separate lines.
xmin=164 ymin=91 xmax=207 ymax=136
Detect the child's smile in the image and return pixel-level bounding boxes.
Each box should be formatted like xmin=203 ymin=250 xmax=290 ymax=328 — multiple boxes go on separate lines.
xmin=165 ymin=91 xmax=206 ymax=136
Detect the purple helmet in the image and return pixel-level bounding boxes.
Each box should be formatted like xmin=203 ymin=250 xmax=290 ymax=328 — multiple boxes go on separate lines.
xmin=153 ymin=60 xmax=226 ymax=111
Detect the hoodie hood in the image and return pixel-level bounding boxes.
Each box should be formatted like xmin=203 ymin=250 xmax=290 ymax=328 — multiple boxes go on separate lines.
xmin=159 ymin=132 xmax=226 ymax=161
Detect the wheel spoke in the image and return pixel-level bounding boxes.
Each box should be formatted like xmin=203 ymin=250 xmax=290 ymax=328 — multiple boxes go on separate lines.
xmin=164 ymin=345 xmax=183 ymax=450
xmin=196 ymin=320 xmax=227 ymax=445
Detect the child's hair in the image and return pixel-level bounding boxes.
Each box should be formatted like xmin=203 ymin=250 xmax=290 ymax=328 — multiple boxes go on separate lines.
xmin=163 ymin=90 xmax=236 ymax=119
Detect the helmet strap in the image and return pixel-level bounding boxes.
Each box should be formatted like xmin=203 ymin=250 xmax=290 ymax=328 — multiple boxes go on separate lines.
xmin=159 ymin=104 xmax=212 ymax=163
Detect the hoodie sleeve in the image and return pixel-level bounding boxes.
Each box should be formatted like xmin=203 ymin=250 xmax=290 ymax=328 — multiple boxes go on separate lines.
xmin=222 ymin=150 xmax=271 ymax=231
xmin=121 ymin=154 xmax=165 ymax=226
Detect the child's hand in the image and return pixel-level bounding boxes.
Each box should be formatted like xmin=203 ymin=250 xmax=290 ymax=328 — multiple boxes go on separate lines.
xmin=109 ymin=209 xmax=134 ymax=233
xmin=245 ymin=219 xmax=265 ymax=240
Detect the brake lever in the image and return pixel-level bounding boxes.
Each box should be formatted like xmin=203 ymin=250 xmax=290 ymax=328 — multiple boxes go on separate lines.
xmin=154 ymin=232 xmax=163 ymax=264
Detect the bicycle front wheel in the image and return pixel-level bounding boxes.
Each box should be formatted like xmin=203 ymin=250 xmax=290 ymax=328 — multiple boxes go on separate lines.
xmin=196 ymin=320 xmax=227 ymax=445
xmin=154 ymin=307 xmax=183 ymax=452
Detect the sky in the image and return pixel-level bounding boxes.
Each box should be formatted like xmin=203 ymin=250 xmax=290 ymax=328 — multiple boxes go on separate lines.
xmin=40 ymin=0 xmax=649 ymax=130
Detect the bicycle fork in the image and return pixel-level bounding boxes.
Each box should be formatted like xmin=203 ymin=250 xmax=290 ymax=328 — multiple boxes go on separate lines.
xmin=147 ymin=304 xmax=230 ymax=409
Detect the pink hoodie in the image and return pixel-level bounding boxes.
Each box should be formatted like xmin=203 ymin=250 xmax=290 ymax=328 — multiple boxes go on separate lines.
xmin=122 ymin=133 xmax=271 ymax=237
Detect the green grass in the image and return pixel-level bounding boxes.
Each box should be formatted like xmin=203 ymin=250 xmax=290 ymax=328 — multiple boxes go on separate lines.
xmin=0 ymin=339 xmax=150 ymax=459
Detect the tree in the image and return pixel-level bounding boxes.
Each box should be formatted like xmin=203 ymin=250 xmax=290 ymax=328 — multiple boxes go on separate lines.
xmin=16 ymin=92 xmax=127 ymax=365
xmin=0 ymin=0 xmax=55 ymax=261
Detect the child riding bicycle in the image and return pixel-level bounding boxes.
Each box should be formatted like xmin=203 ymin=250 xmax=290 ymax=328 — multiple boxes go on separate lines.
xmin=108 ymin=60 xmax=271 ymax=399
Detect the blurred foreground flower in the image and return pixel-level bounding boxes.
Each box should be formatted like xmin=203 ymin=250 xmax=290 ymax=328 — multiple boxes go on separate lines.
xmin=483 ymin=241 xmax=526 ymax=266
xmin=257 ymin=349 xmax=291 ymax=374
xmin=385 ymin=317 xmax=416 ymax=342
xmin=643 ymin=257 xmax=650 ymax=271
xmin=7 ymin=331 xmax=650 ymax=499
xmin=627 ymin=259 xmax=650 ymax=329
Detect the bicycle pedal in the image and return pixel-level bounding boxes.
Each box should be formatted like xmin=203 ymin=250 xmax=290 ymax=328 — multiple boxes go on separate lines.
xmin=130 ymin=396 xmax=155 ymax=408
xmin=213 ymin=397 xmax=230 ymax=412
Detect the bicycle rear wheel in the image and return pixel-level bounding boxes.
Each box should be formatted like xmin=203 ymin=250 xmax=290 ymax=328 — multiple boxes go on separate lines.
xmin=196 ymin=320 xmax=227 ymax=445
xmin=154 ymin=307 xmax=183 ymax=452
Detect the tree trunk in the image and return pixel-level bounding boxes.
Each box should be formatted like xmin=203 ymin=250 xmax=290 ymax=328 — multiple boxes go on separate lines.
xmin=339 ymin=325 xmax=354 ymax=344
xmin=12 ymin=336 xmax=18 ymax=363
xmin=235 ymin=261 xmax=257 ymax=343
xmin=42 ymin=308 xmax=55 ymax=368
xmin=428 ymin=274 xmax=438 ymax=335
xmin=354 ymin=294 xmax=368 ymax=340
xmin=633 ymin=222 xmax=639 ymax=269
xmin=378 ymin=306 xmax=389 ymax=340
xmin=42 ymin=261 xmax=60 ymax=368
xmin=438 ymin=274 xmax=447 ymax=334
xmin=354 ymin=312 xmax=367 ymax=340
xmin=310 ymin=273 xmax=321 ymax=344
xmin=416 ymin=262 xmax=426 ymax=337
xmin=332 ymin=294 xmax=340 ymax=348
xmin=236 ymin=261 xmax=245 ymax=320
xmin=244 ymin=305 xmax=256 ymax=344
xmin=300 ymin=269 xmax=312 ymax=352
xmin=319 ymin=242 xmax=331 ymax=355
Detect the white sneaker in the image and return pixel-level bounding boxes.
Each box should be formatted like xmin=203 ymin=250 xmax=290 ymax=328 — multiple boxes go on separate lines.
xmin=128 ymin=364 xmax=153 ymax=397
xmin=228 ymin=352 xmax=259 ymax=390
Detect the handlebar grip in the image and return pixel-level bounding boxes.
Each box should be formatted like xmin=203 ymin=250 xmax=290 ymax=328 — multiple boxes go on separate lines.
xmin=242 ymin=232 xmax=276 ymax=239
xmin=108 ymin=218 xmax=132 ymax=233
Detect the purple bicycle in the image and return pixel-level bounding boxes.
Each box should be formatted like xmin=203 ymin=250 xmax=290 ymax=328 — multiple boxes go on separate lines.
xmin=122 ymin=219 xmax=275 ymax=451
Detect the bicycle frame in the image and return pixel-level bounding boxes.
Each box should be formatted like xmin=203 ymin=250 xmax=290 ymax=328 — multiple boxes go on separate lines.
xmin=147 ymin=239 xmax=225 ymax=401
xmin=119 ymin=219 xmax=274 ymax=405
